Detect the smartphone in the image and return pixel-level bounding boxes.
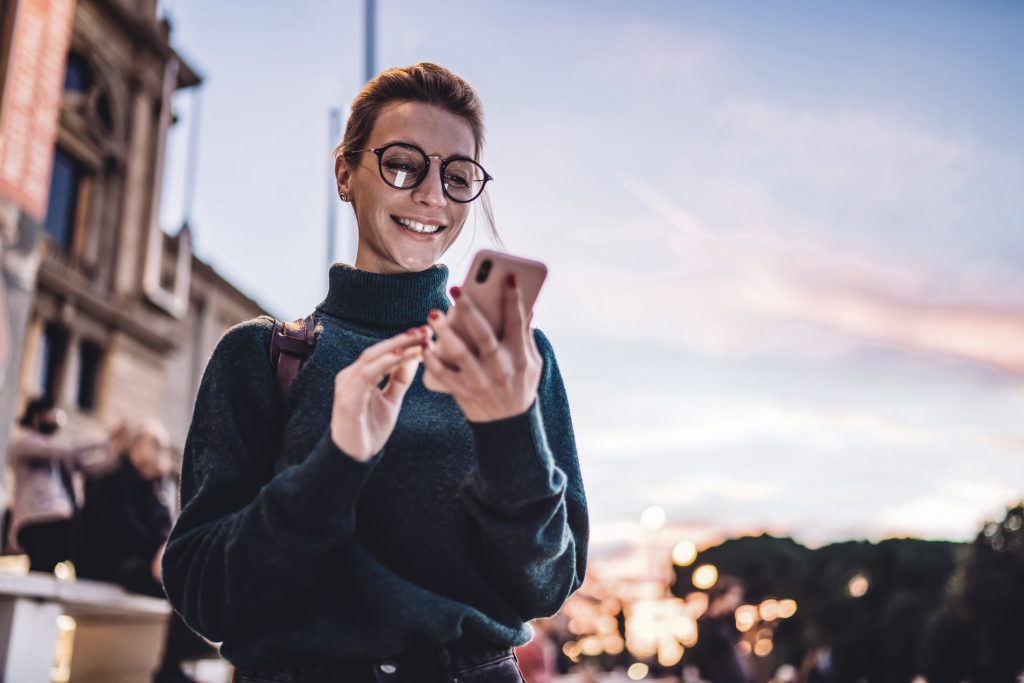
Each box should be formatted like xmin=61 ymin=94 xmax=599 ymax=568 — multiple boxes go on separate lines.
xmin=425 ymin=250 xmax=547 ymax=392
xmin=452 ymin=249 xmax=547 ymax=345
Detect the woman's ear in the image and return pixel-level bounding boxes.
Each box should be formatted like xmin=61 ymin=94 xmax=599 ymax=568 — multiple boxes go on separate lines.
xmin=335 ymin=154 xmax=352 ymax=201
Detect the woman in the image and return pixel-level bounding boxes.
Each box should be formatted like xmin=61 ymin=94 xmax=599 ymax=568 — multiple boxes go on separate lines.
xmin=75 ymin=418 xmax=174 ymax=594
xmin=76 ymin=418 xmax=215 ymax=683
xmin=6 ymin=396 xmax=108 ymax=572
xmin=162 ymin=63 xmax=588 ymax=683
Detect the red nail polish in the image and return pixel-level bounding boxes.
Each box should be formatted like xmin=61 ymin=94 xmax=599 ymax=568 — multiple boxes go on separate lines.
xmin=428 ymin=310 xmax=441 ymax=320
xmin=506 ymin=273 xmax=516 ymax=288
xmin=450 ymin=285 xmax=462 ymax=299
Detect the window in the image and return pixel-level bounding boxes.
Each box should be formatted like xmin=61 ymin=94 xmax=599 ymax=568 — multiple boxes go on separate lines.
xmin=42 ymin=149 xmax=84 ymax=250
xmin=76 ymin=340 xmax=103 ymax=411
xmin=63 ymin=52 xmax=92 ymax=93
xmin=37 ymin=323 xmax=69 ymax=400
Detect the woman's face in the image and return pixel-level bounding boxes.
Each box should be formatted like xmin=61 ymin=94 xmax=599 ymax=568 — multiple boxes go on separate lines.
xmin=129 ymin=431 xmax=171 ymax=480
xmin=337 ymin=101 xmax=477 ymax=274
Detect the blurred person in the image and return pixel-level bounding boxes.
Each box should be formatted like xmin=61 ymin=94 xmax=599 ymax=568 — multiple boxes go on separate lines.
xmin=161 ymin=63 xmax=588 ymax=683
xmin=6 ymin=395 xmax=108 ymax=572
xmin=75 ymin=418 xmax=214 ymax=683
xmin=680 ymin=576 xmax=752 ymax=683
xmin=74 ymin=417 xmax=174 ymax=591
xmin=516 ymin=619 xmax=559 ymax=683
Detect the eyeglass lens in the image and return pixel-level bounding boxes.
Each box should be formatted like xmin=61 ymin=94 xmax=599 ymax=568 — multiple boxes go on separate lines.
xmin=378 ymin=144 xmax=487 ymax=202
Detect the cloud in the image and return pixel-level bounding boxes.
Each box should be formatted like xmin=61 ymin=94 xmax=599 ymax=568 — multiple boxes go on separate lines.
xmin=871 ymin=480 xmax=1021 ymax=540
xmin=579 ymin=168 xmax=1024 ymax=377
xmin=713 ymin=99 xmax=975 ymax=207
xmin=576 ymin=391 xmax=937 ymax=460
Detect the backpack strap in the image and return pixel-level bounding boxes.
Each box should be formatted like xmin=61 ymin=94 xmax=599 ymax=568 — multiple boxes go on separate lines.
xmin=269 ymin=313 xmax=317 ymax=409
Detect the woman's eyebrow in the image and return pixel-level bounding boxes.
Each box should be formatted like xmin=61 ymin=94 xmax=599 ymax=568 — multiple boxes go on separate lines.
xmin=377 ymin=140 xmax=474 ymax=159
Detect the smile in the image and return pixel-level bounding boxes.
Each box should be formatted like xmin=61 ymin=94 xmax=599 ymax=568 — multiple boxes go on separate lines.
xmin=392 ymin=215 xmax=446 ymax=234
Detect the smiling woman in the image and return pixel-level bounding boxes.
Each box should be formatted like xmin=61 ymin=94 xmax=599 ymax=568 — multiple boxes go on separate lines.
xmin=160 ymin=63 xmax=588 ymax=683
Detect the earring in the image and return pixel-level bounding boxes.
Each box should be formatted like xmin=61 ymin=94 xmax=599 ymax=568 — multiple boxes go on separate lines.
xmin=338 ymin=192 xmax=349 ymax=202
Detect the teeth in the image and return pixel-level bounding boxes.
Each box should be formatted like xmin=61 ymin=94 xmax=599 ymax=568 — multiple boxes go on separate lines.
xmin=396 ymin=217 xmax=442 ymax=234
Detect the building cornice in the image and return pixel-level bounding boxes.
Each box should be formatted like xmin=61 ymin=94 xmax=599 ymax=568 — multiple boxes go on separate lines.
xmin=36 ymin=249 xmax=179 ymax=353
xmin=93 ymin=0 xmax=202 ymax=89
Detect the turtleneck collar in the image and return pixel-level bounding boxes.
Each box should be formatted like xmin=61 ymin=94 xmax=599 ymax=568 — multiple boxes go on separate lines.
xmin=315 ymin=263 xmax=451 ymax=335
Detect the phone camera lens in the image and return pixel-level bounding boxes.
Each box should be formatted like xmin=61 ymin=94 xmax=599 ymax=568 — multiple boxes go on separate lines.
xmin=475 ymin=260 xmax=492 ymax=283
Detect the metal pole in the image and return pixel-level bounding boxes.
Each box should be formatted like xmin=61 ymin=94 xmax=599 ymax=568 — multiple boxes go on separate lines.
xmin=183 ymin=87 xmax=203 ymax=224
xmin=326 ymin=108 xmax=339 ymax=271
xmin=364 ymin=0 xmax=376 ymax=82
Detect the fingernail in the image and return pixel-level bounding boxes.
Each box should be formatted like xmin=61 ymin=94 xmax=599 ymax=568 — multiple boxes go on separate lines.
xmin=449 ymin=285 xmax=461 ymax=299
xmin=393 ymin=347 xmax=404 ymax=355
xmin=506 ymin=273 xmax=516 ymax=288
xmin=428 ymin=310 xmax=441 ymax=320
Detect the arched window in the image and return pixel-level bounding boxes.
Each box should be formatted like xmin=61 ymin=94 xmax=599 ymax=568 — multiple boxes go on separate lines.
xmin=64 ymin=52 xmax=92 ymax=93
xmin=43 ymin=148 xmax=85 ymax=250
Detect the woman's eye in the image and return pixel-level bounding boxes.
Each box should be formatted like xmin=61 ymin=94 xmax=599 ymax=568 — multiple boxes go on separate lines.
xmin=384 ymin=160 xmax=418 ymax=173
xmin=445 ymin=173 xmax=470 ymax=188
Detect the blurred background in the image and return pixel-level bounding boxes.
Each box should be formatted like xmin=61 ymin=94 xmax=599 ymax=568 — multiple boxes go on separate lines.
xmin=0 ymin=0 xmax=1021 ymax=681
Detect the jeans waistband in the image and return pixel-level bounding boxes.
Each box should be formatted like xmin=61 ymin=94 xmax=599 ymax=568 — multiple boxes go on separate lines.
xmin=234 ymin=635 xmax=515 ymax=683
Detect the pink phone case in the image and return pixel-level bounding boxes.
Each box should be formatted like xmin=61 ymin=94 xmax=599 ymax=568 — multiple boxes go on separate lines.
xmin=424 ymin=250 xmax=547 ymax=393
xmin=453 ymin=249 xmax=547 ymax=343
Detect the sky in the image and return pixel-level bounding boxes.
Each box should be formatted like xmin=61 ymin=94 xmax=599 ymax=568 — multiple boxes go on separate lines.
xmin=155 ymin=0 xmax=1024 ymax=555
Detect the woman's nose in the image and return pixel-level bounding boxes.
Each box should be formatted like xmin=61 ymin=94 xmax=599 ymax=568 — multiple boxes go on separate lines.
xmin=411 ymin=164 xmax=447 ymax=207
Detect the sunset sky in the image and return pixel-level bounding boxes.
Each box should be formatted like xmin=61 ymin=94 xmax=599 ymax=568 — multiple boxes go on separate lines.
xmin=156 ymin=0 xmax=1024 ymax=554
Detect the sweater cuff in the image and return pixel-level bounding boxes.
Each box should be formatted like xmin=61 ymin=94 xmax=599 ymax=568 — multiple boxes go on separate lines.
xmin=467 ymin=400 xmax=557 ymax=499
xmin=281 ymin=431 xmax=380 ymax=532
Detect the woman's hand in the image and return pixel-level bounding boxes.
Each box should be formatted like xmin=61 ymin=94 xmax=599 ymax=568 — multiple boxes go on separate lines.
xmin=423 ymin=275 xmax=542 ymax=423
xmin=330 ymin=327 xmax=427 ymax=461
xmin=152 ymin=542 xmax=165 ymax=583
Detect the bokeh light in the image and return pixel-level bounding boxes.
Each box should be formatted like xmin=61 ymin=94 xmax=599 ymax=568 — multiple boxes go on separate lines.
xmin=672 ymin=540 xmax=698 ymax=566
xmin=759 ymin=599 xmax=780 ymax=621
xmin=735 ymin=604 xmax=759 ymax=632
xmin=692 ymin=564 xmax=719 ymax=590
xmin=848 ymin=573 xmax=870 ymax=598
xmin=627 ymin=662 xmax=649 ymax=680
xmin=640 ymin=506 xmax=666 ymax=531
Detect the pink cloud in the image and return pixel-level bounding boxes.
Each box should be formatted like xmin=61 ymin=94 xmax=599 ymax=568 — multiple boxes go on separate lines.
xmin=604 ymin=171 xmax=1024 ymax=377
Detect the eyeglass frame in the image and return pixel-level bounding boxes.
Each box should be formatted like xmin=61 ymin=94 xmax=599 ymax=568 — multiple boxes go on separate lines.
xmin=345 ymin=142 xmax=494 ymax=204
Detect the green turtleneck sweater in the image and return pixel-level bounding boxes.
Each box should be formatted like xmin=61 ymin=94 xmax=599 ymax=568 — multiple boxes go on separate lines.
xmin=161 ymin=264 xmax=588 ymax=666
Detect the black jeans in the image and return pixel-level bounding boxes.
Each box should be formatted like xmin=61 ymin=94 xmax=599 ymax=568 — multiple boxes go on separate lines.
xmin=233 ymin=640 xmax=525 ymax=683
xmin=18 ymin=519 xmax=75 ymax=573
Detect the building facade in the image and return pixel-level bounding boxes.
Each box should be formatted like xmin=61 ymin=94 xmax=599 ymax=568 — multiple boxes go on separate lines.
xmin=0 ymin=0 xmax=269 ymax=475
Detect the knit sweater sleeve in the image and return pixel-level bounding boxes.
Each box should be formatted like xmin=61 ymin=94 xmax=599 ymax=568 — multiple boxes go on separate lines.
xmin=460 ymin=329 xmax=589 ymax=619
xmin=161 ymin=317 xmax=378 ymax=642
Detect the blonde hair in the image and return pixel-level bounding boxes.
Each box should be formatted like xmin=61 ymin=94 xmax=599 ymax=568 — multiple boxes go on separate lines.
xmin=110 ymin=417 xmax=172 ymax=479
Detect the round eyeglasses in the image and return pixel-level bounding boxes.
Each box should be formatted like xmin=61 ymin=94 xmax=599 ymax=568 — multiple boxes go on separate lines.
xmin=347 ymin=142 xmax=493 ymax=203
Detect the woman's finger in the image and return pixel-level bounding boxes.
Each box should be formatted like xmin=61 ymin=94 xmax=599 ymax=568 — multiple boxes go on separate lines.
xmin=424 ymin=310 xmax=461 ymax=371
xmin=358 ymin=326 xmax=428 ymax=363
xmin=426 ymin=309 xmax=490 ymax=388
xmin=381 ymin=353 xmax=421 ymax=403
xmin=422 ymin=348 xmax=463 ymax=394
xmin=501 ymin=273 xmax=529 ymax=355
xmin=345 ymin=344 xmax=422 ymax=390
xmin=449 ymin=294 xmax=502 ymax=360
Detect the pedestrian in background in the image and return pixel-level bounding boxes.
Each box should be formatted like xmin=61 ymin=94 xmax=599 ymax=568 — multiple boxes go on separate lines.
xmin=75 ymin=417 xmax=215 ymax=683
xmin=162 ymin=62 xmax=588 ymax=682
xmin=6 ymin=395 xmax=107 ymax=572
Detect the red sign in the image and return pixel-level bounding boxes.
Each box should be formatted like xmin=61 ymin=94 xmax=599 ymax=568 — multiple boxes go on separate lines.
xmin=0 ymin=0 xmax=76 ymax=221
